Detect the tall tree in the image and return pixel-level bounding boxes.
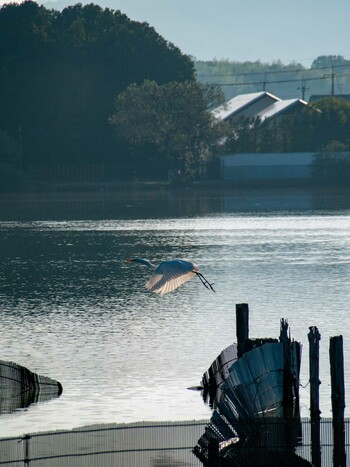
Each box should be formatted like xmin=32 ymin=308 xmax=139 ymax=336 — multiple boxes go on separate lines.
xmin=311 ymin=55 xmax=350 ymax=69
xmin=0 ymin=1 xmax=195 ymax=174
xmin=109 ymin=80 xmax=225 ymax=181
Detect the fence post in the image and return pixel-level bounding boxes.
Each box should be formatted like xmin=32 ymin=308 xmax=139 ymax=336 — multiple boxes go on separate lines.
xmin=236 ymin=303 xmax=249 ymax=358
xmin=329 ymin=335 xmax=346 ymax=467
xmin=23 ymin=434 xmax=30 ymax=465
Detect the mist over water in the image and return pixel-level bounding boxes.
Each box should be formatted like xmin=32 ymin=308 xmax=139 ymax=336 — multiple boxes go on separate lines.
xmin=0 ymin=188 xmax=350 ymax=437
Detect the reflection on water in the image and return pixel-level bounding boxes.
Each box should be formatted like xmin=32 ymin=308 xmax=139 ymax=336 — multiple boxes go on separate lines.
xmin=1 ymin=186 xmax=350 ymax=221
xmin=0 ymin=187 xmax=350 ymax=437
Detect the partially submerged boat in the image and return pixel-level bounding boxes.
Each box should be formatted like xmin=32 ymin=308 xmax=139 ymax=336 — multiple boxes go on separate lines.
xmin=194 ymin=314 xmax=306 ymax=465
xmin=0 ymin=359 xmax=62 ymax=414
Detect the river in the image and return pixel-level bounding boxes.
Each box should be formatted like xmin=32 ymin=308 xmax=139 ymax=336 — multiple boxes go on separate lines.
xmin=0 ymin=187 xmax=349 ymax=437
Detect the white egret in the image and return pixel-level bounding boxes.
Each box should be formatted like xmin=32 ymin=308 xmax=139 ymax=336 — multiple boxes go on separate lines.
xmin=126 ymin=258 xmax=215 ymax=295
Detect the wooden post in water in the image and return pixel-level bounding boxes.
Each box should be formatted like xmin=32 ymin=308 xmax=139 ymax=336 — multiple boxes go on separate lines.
xmin=236 ymin=303 xmax=249 ymax=358
xmin=308 ymin=326 xmax=321 ymax=467
xmin=279 ymin=318 xmax=289 ymax=344
xmin=279 ymin=318 xmax=294 ymax=413
xmin=308 ymin=326 xmax=321 ymax=418
xmin=330 ymin=335 xmax=346 ymax=467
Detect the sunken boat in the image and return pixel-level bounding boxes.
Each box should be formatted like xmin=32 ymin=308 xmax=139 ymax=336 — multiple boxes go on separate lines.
xmin=0 ymin=359 xmax=62 ymax=414
xmin=193 ymin=304 xmax=308 ymax=466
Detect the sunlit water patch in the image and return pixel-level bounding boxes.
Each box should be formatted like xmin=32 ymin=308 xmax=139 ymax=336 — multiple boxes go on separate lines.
xmin=0 ymin=209 xmax=350 ymax=437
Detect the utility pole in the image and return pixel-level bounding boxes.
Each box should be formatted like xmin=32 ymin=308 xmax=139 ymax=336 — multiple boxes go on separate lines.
xmin=331 ymin=66 xmax=335 ymax=96
xmin=298 ymin=80 xmax=308 ymax=100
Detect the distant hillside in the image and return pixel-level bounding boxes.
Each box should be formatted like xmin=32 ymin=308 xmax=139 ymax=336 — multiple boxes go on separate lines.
xmin=195 ymin=56 xmax=350 ymax=101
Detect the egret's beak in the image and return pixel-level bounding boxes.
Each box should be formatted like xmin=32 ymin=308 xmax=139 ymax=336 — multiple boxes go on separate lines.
xmin=125 ymin=259 xmax=134 ymax=262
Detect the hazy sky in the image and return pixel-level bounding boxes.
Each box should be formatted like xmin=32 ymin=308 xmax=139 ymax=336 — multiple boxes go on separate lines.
xmin=2 ymin=0 xmax=350 ymax=66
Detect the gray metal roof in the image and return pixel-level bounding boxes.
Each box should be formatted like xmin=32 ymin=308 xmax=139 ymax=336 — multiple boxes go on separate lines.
xmin=255 ymin=98 xmax=308 ymax=121
xmin=213 ymin=91 xmax=280 ymax=121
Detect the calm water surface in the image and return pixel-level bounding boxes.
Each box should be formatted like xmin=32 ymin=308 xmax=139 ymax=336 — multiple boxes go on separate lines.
xmin=0 ymin=188 xmax=350 ymax=437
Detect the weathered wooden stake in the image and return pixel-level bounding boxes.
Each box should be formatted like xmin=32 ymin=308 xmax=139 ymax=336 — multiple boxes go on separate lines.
xmin=310 ymin=418 xmax=321 ymax=467
xmin=308 ymin=326 xmax=321 ymax=418
xmin=279 ymin=318 xmax=289 ymax=344
xmin=308 ymin=325 xmax=322 ymax=467
xmin=330 ymin=335 xmax=346 ymax=467
xmin=236 ymin=303 xmax=249 ymax=358
xmin=279 ymin=319 xmax=294 ymax=413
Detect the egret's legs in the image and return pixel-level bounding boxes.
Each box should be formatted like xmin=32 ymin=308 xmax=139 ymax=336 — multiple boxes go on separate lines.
xmin=196 ymin=272 xmax=215 ymax=292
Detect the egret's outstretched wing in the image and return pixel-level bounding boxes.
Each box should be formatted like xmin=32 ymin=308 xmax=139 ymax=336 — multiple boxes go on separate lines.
xmin=145 ymin=259 xmax=197 ymax=295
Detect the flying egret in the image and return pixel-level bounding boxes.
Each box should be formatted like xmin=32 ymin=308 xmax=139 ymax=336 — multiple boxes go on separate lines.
xmin=126 ymin=258 xmax=215 ymax=295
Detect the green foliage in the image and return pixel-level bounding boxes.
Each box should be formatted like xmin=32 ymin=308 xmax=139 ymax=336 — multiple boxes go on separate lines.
xmin=0 ymin=162 xmax=31 ymax=191
xmin=0 ymin=1 xmax=194 ymax=180
xmin=309 ymin=98 xmax=350 ymax=150
xmin=109 ymin=80 xmax=225 ymax=182
xmin=2 ymin=2 xmax=350 ymax=188
xmin=311 ymin=55 xmax=350 ymax=69
xmin=0 ymin=129 xmax=30 ymax=190
xmin=223 ymin=97 xmax=350 ymax=155
xmin=311 ymin=142 xmax=350 ymax=185
xmin=0 ymin=130 xmax=19 ymax=164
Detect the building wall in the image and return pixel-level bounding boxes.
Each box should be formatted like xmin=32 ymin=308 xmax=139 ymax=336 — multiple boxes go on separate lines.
xmin=223 ymin=165 xmax=311 ymax=180
xmin=221 ymin=152 xmax=315 ymax=181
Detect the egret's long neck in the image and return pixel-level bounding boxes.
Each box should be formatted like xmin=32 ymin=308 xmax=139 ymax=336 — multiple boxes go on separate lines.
xmin=135 ymin=258 xmax=156 ymax=269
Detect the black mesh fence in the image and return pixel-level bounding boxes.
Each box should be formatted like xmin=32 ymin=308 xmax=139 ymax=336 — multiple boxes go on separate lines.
xmin=0 ymin=418 xmax=349 ymax=466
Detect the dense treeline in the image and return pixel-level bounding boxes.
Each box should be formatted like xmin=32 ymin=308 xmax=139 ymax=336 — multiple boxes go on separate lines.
xmin=1 ymin=2 xmax=350 ymax=189
xmin=0 ymin=1 xmax=195 ymax=186
xmin=109 ymin=80 xmax=224 ymax=182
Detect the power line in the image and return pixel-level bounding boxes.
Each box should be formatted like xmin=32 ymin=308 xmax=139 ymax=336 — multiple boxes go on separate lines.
xmin=206 ymin=72 xmax=350 ymax=90
xmin=215 ymin=75 xmax=329 ymax=87
xmin=198 ymin=62 xmax=350 ymax=78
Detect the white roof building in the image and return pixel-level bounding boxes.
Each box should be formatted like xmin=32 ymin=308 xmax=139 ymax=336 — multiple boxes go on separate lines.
xmin=213 ymin=92 xmax=309 ymax=122
xmin=213 ymin=91 xmax=280 ymax=121
xmin=255 ymin=98 xmax=308 ymax=121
